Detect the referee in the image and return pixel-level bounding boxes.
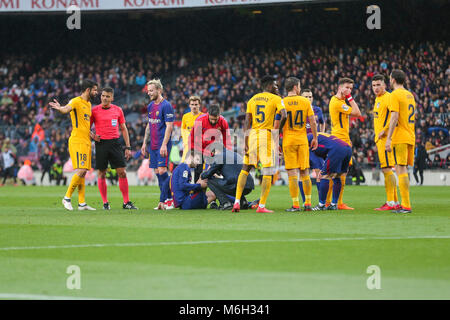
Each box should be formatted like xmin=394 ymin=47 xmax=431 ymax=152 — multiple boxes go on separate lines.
xmin=90 ymin=87 xmax=138 ymax=210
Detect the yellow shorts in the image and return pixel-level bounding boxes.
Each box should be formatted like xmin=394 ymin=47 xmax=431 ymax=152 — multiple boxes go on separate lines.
xmin=283 ymin=144 xmax=310 ymax=170
xmin=376 ymin=140 xmax=395 ymax=168
xmin=393 ymin=143 xmax=414 ymax=166
xmin=69 ymin=139 xmax=92 ymax=170
xmin=244 ymin=129 xmax=276 ymax=168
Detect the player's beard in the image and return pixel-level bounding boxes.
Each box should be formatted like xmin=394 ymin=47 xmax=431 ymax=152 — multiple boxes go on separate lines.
xmin=89 ymin=91 xmax=97 ymax=101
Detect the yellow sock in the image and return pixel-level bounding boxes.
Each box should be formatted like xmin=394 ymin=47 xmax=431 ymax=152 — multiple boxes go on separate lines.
xmin=398 ymin=173 xmax=411 ymax=209
xmin=301 ymin=175 xmax=312 ymax=206
xmin=384 ymin=171 xmax=395 ymax=203
xmin=288 ymin=175 xmax=300 ymax=207
xmin=78 ymin=177 xmax=86 ymax=204
xmin=326 ymin=179 xmax=333 ymax=204
xmin=65 ymin=174 xmax=82 ymax=199
xmin=393 ymin=175 xmax=399 ymax=203
xmin=338 ymin=175 xmax=346 ymax=205
xmin=235 ymin=170 xmax=249 ymax=202
xmin=260 ymin=175 xmax=272 ymax=206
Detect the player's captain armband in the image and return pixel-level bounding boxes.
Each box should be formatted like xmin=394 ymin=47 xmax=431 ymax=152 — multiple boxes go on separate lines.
xmin=183 ymin=170 xmax=189 ymax=178
xmin=275 ymin=113 xmax=282 ymax=121
xmin=342 ymin=104 xmax=349 ymax=111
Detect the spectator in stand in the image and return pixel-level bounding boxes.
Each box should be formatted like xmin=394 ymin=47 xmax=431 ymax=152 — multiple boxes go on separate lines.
xmin=432 ymin=154 xmax=445 ymax=169
xmin=425 ymin=138 xmax=435 ymax=151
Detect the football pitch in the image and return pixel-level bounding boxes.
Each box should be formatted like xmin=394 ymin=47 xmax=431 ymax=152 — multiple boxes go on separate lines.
xmin=0 ymin=185 xmax=449 ymax=300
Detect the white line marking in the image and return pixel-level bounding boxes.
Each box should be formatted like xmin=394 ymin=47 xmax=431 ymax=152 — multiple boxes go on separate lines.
xmin=0 ymin=235 xmax=449 ymax=251
xmin=0 ymin=293 xmax=103 ymax=300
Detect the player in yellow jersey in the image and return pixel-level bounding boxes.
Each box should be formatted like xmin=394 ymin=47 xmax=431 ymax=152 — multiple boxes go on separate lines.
xmin=181 ymin=96 xmax=203 ymax=162
xmin=232 ymin=75 xmax=287 ymax=213
xmin=385 ymin=70 xmax=416 ymax=213
xmin=371 ymin=74 xmax=399 ymax=211
xmin=49 ymin=80 xmax=98 ymax=211
xmin=328 ymin=78 xmax=361 ymax=210
xmin=281 ymin=77 xmax=318 ymax=212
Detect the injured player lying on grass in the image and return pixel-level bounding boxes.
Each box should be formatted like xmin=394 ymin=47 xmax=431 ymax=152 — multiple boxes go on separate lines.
xmin=165 ymin=154 xmax=216 ymax=210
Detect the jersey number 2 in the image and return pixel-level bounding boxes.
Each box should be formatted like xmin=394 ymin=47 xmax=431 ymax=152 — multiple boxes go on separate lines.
xmin=408 ymin=104 xmax=415 ymax=123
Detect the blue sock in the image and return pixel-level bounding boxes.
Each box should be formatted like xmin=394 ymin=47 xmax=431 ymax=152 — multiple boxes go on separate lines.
xmin=156 ymin=173 xmax=162 ymax=190
xmin=318 ymin=179 xmax=330 ymax=205
xmin=156 ymin=173 xmax=163 ymax=202
xmin=298 ymin=181 xmax=306 ymax=203
xmin=159 ymin=172 xmax=169 ymax=202
xmin=316 ymin=180 xmax=321 ymax=198
xmin=332 ymin=178 xmax=342 ymax=204
xmin=226 ymin=194 xmax=236 ymax=202
xmin=160 ymin=177 xmax=170 ymax=203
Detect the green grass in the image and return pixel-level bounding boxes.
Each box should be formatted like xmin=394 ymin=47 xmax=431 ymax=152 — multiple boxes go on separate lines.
xmin=0 ymin=185 xmax=449 ymax=299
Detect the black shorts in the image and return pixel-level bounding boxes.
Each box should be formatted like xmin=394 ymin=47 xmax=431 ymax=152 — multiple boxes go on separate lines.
xmin=95 ymin=139 xmax=127 ymax=170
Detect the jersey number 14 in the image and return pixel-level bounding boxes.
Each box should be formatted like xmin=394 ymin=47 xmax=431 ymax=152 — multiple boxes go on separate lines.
xmin=287 ymin=110 xmax=304 ymax=129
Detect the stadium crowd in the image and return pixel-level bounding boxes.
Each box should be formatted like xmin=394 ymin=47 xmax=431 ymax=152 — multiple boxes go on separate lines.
xmin=0 ymin=40 xmax=448 ymax=184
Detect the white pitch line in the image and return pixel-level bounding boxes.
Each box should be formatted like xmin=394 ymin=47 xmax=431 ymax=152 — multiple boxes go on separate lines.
xmin=0 ymin=235 xmax=449 ymax=251
xmin=0 ymin=293 xmax=103 ymax=300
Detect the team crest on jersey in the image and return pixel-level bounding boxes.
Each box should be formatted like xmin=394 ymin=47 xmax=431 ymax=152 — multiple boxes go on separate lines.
xmin=84 ymin=114 xmax=90 ymax=121
xmin=156 ymin=111 xmax=160 ymax=116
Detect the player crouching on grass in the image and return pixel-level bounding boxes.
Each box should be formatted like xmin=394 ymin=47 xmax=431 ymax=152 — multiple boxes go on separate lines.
xmin=168 ymin=153 xmax=216 ymax=210
xmin=90 ymin=87 xmax=138 ymax=210
xmin=308 ymin=133 xmax=352 ymax=211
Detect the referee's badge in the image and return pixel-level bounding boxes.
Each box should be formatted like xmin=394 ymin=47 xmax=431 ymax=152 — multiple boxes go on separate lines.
xmin=111 ymin=119 xmax=118 ymax=127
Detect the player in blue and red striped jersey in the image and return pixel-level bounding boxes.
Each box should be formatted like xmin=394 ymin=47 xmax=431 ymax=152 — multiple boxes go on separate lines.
xmin=169 ymin=154 xmax=216 ymax=210
xmin=302 ymin=89 xmax=326 ymax=134
xmin=307 ymin=133 xmax=352 ymax=211
xmin=140 ymin=79 xmax=175 ymax=210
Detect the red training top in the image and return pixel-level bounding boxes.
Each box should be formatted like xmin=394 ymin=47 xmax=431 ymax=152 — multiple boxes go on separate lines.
xmin=189 ymin=113 xmax=232 ymax=156
xmin=91 ymin=104 xmax=126 ymax=140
